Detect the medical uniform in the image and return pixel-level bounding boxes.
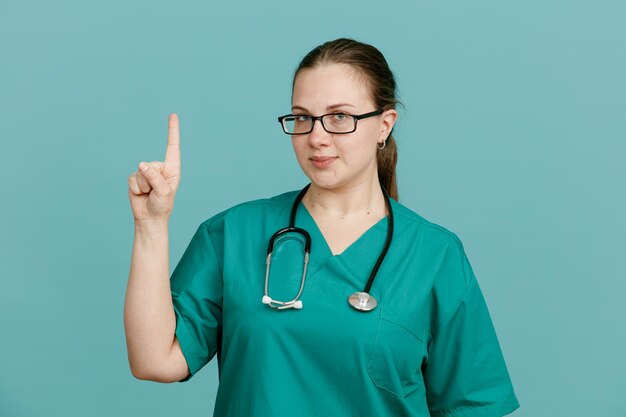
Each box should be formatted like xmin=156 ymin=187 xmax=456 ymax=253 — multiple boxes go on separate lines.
xmin=170 ymin=188 xmax=520 ymax=417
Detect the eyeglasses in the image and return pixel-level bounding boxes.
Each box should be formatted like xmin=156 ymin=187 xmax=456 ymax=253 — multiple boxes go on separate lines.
xmin=277 ymin=109 xmax=384 ymax=135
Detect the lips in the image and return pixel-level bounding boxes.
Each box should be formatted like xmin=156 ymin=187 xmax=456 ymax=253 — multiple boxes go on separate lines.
xmin=309 ymin=156 xmax=337 ymax=168
xmin=310 ymin=156 xmax=336 ymax=162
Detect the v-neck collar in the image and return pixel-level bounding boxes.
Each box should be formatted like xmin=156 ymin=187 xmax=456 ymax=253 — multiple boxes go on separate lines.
xmin=293 ymin=198 xmax=392 ymax=282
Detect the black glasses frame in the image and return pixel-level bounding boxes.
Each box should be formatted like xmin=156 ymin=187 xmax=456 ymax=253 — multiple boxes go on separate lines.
xmin=277 ymin=108 xmax=385 ymax=135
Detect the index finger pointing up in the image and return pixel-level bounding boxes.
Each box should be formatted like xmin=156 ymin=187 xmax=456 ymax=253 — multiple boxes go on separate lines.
xmin=165 ymin=113 xmax=180 ymax=166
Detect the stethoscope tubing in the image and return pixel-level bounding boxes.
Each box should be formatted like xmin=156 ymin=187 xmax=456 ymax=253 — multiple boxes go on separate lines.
xmin=263 ymin=182 xmax=393 ymax=311
xmin=264 ymin=226 xmax=311 ymax=309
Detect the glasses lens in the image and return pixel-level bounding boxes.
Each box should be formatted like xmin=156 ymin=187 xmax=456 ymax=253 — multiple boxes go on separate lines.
xmin=282 ymin=115 xmax=312 ymax=134
xmin=322 ymin=114 xmax=356 ymax=133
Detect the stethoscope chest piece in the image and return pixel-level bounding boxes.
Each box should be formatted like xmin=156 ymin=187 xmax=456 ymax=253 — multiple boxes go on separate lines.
xmin=348 ymin=291 xmax=378 ymax=311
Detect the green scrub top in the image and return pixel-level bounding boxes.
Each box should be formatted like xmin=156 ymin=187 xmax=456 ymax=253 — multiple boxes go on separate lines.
xmin=170 ymin=188 xmax=520 ymax=417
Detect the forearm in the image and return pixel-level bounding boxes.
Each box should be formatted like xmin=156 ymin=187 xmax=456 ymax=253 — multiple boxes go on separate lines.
xmin=124 ymin=220 xmax=176 ymax=379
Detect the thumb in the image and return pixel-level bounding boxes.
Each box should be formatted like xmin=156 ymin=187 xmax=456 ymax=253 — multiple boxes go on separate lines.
xmin=138 ymin=161 xmax=171 ymax=197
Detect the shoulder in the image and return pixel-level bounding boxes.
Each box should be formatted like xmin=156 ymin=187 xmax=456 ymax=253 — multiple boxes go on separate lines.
xmin=199 ymin=188 xmax=300 ymax=233
xmin=391 ymin=199 xmax=480 ymax=314
xmin=390 ymin=197 xmax=475 ymax=284
xmin=390 ymin=199 xmax=478 ymax=326
xmin=389 ymin=197 xmax=466 ymax=251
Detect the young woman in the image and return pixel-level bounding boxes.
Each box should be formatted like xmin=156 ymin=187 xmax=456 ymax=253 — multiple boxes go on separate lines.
xmin=124 ymin=38 xmax=520 ymax=417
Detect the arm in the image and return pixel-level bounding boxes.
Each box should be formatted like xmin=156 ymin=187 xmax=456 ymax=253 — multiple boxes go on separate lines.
xmin=123 ymin=220 xmax=189 ymax=383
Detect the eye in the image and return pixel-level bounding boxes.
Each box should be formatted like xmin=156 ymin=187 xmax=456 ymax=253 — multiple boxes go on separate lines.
xmin=332 ymin=113 xmax=348 ymax=121
xmin=294 ymin=115 xmax=311 ymax=122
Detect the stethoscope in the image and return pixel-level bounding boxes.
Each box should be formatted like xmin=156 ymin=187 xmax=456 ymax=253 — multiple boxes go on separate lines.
xmin=262 ymin=182 xmax=394 ymax=312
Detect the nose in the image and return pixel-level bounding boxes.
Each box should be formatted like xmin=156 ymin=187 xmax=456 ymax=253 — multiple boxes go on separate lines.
xmin=307 ymin=117 xmax=332 ymax=147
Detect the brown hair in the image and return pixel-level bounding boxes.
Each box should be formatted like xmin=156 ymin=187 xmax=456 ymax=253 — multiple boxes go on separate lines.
xmin=291 ymin=37 xmax=403 ymax=200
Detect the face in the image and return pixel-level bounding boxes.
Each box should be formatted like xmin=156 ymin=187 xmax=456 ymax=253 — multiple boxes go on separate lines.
xmin=290 ymin=63 xmax=397 ymax=192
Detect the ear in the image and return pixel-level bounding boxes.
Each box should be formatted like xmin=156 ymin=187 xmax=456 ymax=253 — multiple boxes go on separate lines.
xmin=379 ymin=109 xmax=398 ymax=142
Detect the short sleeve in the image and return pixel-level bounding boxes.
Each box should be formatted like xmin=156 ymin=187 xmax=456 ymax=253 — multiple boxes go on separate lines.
xmin=423 ymin=244 xmax=520 ymax=416
xmin=170 ymin=221 xmax=223 ymax=382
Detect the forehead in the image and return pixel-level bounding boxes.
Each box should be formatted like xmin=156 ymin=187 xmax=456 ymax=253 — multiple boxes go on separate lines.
xmin=292 ymin=63 xmax=372 ymax=110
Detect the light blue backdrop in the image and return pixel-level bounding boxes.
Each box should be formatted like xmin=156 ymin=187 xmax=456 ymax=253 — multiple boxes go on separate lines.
xmin=1 ymin=1 xmax=624 ymax=416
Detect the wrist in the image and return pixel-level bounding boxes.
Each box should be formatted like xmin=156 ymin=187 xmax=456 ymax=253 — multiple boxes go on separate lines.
xmin=134 ymin=219 xmax=169 ymax=233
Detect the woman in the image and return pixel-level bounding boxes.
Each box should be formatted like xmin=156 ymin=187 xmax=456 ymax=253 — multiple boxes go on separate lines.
xmin=124 ymin=38 xmax=520 ymax=417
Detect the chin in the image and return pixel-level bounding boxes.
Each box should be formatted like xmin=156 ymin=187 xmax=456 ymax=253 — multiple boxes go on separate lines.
xmin=300 ymin=163 xmax=350 ymax=190
xmin=307 ymin=174 xmax=343 ymax=190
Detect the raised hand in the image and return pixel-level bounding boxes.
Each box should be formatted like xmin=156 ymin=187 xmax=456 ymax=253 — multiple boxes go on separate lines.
xmin=127 ymin=113 xmax=182 ymax=224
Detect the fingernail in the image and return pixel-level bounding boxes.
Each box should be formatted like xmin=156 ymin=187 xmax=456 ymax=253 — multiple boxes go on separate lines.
xmin=139 ymin=162 xmax=148 ymax=172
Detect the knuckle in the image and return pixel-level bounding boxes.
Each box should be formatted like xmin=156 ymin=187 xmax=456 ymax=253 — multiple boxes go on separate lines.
xmin=161 ymin=187 xmax=172 ymax=197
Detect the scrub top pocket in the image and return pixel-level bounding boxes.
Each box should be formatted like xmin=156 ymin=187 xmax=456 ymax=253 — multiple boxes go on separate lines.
xmin=366 ymin=316 xmax=426 ymax=398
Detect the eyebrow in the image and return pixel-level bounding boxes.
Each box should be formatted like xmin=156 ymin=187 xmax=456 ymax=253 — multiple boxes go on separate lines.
xmin=291 ymin=103 xmax=356 ymax=112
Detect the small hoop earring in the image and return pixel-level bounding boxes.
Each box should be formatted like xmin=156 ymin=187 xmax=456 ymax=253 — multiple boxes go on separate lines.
xmin=377 ymin=139 xmax=387 ymax=150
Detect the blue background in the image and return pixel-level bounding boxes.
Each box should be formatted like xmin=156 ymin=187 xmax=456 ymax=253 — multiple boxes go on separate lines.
xmin=1 ymin=0 xmax=624 ymax=416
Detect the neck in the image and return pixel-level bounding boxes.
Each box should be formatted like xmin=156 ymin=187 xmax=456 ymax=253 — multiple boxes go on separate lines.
xmin=303 ymin=177 xmax=387 ymax=220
